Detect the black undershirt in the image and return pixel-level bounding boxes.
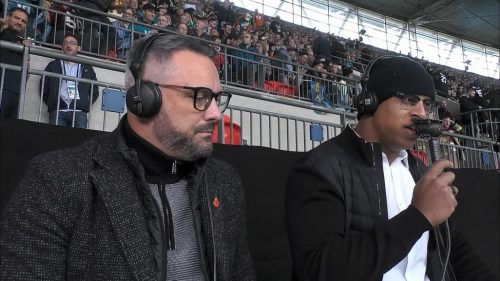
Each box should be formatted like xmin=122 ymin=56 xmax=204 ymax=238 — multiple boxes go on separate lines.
xmin=122 ymin=118 xmax=194 ymax=184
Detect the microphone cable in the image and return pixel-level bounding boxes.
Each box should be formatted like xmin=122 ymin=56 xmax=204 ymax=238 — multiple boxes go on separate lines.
xmin=439 ymin=220 xmax=451 ymax=281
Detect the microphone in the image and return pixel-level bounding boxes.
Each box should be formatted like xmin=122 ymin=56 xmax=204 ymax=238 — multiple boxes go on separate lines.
xmin=413 ymin=118 xmax=443 ymax=138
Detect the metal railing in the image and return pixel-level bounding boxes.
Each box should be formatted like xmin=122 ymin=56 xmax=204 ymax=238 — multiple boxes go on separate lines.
xmin=1 ymin=34 xmax=499 ymax=169
xmin=414 ymin=131 xmax=500 ymax=170
xmin=452 ymin=108 xmax=500 ymax=142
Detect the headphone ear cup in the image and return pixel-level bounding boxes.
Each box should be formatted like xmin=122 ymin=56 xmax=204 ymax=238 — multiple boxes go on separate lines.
xmin=361 ymin=91 xmax=378 ymax=115
xmin=126 ymin=82 xmax=162 ymax=117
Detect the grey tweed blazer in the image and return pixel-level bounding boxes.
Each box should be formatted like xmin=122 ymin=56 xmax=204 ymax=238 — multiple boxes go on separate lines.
xmin=0 ymin=130 xmax=255 ymax=281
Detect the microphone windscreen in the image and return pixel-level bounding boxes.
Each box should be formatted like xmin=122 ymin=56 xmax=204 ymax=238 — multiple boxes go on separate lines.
xmin=413 ymin=118 xmax=442 ymax=138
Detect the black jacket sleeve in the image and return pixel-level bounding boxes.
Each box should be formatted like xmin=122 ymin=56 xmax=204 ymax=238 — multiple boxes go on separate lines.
xmin=285 ymin=164 xmax=432 ymax=281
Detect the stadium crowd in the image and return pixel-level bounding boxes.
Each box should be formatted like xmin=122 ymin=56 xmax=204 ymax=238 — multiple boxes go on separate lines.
xmin=1 ymin=0 xmax=499 ymax=134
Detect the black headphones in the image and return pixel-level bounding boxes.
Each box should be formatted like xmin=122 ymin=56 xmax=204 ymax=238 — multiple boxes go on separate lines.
xmin=356 ymin=56 xmax=387 ymax=116
xmin=126 ymin=34 xmax=165 ymax=118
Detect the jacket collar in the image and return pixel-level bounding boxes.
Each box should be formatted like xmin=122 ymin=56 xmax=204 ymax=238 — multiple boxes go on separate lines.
xmin=339 ymin=125 xmax=425 ymax=181
xmin=89 ymin=120 xmax=157 ymax=281
xmin=337 ymin=125 xmax=382 ymax=167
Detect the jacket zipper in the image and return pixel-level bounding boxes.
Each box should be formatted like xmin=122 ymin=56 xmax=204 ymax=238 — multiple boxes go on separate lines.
xmin=370 ymin=143 xmax=382 ymax=216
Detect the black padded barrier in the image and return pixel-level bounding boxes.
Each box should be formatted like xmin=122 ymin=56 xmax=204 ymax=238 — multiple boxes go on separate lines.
xmin=1 ymin=120 xmax=498 ymax=280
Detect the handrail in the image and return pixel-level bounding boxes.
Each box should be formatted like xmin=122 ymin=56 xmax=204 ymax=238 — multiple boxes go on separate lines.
xmin=0 ymin=41 xmax=126 ymax=72
xmin=0 ymin=39 xmax=358 ymax=121
xmin=452 ymin=107 xmax=500 ymax=118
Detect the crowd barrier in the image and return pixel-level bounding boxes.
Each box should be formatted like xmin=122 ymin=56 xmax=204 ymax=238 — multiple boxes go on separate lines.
xmin=2 ymin=40 xmax=500 ymax=167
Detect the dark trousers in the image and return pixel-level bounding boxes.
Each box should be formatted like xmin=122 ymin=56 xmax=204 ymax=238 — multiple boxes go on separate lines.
xmin=49 ymin=110 xmax=88 ymax=128
xmin=0 ymin=90 xmax=19 ymax=120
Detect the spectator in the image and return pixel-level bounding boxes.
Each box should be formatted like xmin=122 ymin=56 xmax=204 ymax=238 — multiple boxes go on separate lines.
xmin=484 ymin=88 xmax=500 ymax=141
xmin=129 ymin=0 xmax=139 ymax=16
xmin=271 ymin=41 xmax=293 ymax=85
xmin=312 ymin=33 xmax=331 ymax=60
xmin=233 ymin=31 xmax=259 ymax=86
xmin=211 ymin=36 xmax=225 ymax=75
xmin=295 ymin=50 xmax=309 ymax=86
xmin=40 ymin=34 xmax=99 ymax=128
xmin=153 ymin=14 xmax=173 ymax=33
xmin=0 ymin=7 xmax=30 ymax=120
xmin=300 ymin=58 xmax=332 ymax=108
xmin=459 ymin=87 xmax=482 ymax=136
xmin=220 ymin=22 xmax=233 ymax=44
xmin=335 ymin=66 xmax=354 ymax=110
xmin=157 ymin=0 xmax=173 ymax=16
xmin=252 ymin=9 xmax=264 ymax=30
xmin=188 ymin=14 xmax=210 ymax=40
xmin=209 ymin=25 xmax=219 ymax=36
xmin=176 ymin=22 xmax=188 ymax=35
xmin=113 ymin=8 xmax=135 ymax=59
xmin=32 ymin=0 xmax=53 ymax=42
xmin=134 ymin=2 xmax=156 ymax=35
xmin=304 ymin=43 xmax=315 ymax=62
xmin=171 ymin=7 xmax=185 ymax=27
xmin=75 ymin=0 xmax=117 ymax=56
xmin=214 ymin=0 xmax=235 ymax=29
xmin=270 ymin=15 xmax=282 ymax=35
xmin=44 ymin=0 xmax=78 ymax=46
xmin=254 ymin=40 xmax=271 ymax=84
xmin=470 ymin=88 xmax=490 ymax=125
xmin=437 ymin=100 xmax=451 ymax=120
xmin=267 ymin=42 xmax=276 ymax=58
xmin=134 ymin=0 xmax=149 ymax=21
xmin=207 ymin=18 xmax=218 ymax=34
xmin=438 ymin=112 xmax=463 ymax=166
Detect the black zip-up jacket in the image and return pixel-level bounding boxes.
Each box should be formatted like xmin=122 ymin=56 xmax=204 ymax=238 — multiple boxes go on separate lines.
xmin=0 ymin=29 xmax=25 ymax=94
xmin=0 ymin=117 xmax=255 ymax=281
xmin=285 ymin=126 xmax=496 ymax=281
xmin=40 ymin=59 xmax=99 ymax=112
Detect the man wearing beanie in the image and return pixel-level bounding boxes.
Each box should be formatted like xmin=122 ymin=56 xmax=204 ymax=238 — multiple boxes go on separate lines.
xmin=285 ymin=56 xmax=497 ymax=281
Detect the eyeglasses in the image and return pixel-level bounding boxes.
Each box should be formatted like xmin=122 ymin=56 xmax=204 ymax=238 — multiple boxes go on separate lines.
xmin=156 ymin=84 xmax=232 ymax=112
xmin=395 ymin=92 xmax=436 ymax=114
xmin=62 ymin=41 xmax=78 ymax=46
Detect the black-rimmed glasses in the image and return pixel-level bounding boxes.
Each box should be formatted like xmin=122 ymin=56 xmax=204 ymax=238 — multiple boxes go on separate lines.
xmin=395 ymin=92 xmax=437 ymax=114
xmin=156 ymin=84 xmax=232 ymax=112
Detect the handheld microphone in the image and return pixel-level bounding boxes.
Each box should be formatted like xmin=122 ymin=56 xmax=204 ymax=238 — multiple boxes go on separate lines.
xmin=413 ymin=118 xmax=442 ymax=138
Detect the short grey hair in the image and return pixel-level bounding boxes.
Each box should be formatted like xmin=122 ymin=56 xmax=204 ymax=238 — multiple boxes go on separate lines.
xmin=125 ymin=34 xmax=215 ymax=89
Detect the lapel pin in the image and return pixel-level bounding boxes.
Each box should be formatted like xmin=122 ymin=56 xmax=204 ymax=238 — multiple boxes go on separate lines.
xmin=213 ymin=197 xmax=220 ymax=208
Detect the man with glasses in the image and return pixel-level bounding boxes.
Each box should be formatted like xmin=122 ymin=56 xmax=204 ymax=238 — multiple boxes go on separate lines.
xmin=1 ymin=34 xmax=255 ymax=281
xmin=40 ymin=34 xmax=99 ymax=128
xmin=285 ymin=56 xmax=496 ymax=281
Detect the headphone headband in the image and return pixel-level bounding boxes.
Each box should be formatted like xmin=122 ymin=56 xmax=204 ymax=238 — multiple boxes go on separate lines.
xmin=130 ymin=34 xmax=164 ymax=80
xmin=126 ymin=34 xmax=167 ymax=118
xmin=357 ymin=55 xmax=410 ymax=117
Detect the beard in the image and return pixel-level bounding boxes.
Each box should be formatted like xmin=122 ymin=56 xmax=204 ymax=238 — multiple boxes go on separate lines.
xmin=153 ymin=110 xmax=215 ymax=161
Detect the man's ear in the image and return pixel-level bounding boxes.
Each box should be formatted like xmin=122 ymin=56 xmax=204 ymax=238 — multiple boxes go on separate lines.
xmin=77 ymin=46 xmax=81 ymax=52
